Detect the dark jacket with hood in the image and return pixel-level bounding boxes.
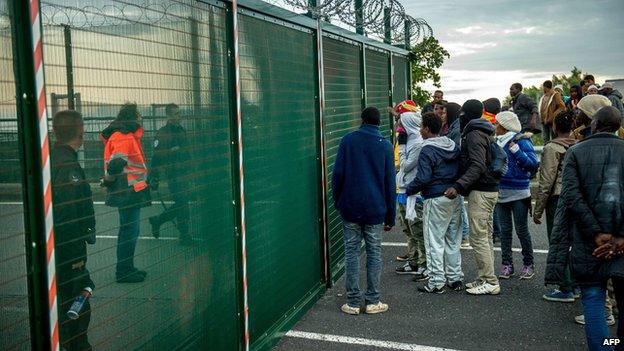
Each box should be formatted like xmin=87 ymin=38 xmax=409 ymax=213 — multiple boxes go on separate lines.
xmin=605 ymin=90 xmax=624 ymax=118
xmin=442 ymin=102 xmax=462 ymax=146
xmin=332 ymin=124 xmax=396 ymax=226
xmin=453 ymin=119 xmax=499 ymax=195
xmin=406 ymin=136 xmax=460 ymax=199
xmin=512 ymin=93 xmax=538 ymax=130
xmin=545 ymin=133 xmax=624 ymax=286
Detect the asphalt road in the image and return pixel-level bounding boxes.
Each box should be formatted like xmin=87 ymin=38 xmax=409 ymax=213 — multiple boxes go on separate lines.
xmin=275 ymin=217 xmax=601 ymax=351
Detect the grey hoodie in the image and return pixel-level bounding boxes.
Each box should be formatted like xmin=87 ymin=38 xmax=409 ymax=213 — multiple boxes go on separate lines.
xmin=397 ymin=112 xmax=424 ymax=191
xmin=605 ymin=90 xmax=624 ymax=118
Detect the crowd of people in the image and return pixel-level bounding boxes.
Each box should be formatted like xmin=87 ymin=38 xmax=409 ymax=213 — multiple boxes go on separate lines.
xmin=332 ymin=76 xmax=624 ymax=350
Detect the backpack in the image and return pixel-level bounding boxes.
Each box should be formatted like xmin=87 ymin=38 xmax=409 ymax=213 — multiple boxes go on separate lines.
xmin=487 ymin=138 xmax=508 ymax=179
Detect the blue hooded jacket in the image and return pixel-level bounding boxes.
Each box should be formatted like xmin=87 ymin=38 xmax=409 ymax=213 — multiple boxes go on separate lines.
xmin=331 ymin=124 xmax=396 ymax=226
xmin=406 ymin=136 xmax=460 ymax=199
xmin=499 ymin=133 xmax=539 ymax=190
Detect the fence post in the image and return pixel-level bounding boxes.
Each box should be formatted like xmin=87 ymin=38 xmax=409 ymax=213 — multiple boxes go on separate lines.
xmin=313 ymin=18 xmax=330 ymax=286
xmin=10 ymin=0 xmax=58 ymax=350
xmin=388 ymin=53 xmax=394 ymax=142
xmin=355 ymin=0 xmax=364 ymax=35
xmin=62 ymin=24 xmax=74 ymax=109
xmin=360 ymin=43 xmax=367 ymax=108
xmin=383 ymin=6 xmax=391 ymax=44
xmin=225 ymin=1 xmax=248 ymax=350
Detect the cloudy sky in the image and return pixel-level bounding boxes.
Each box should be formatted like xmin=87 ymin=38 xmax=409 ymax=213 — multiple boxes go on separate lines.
xmin=400 ymin=0 xmax=624 ymax=104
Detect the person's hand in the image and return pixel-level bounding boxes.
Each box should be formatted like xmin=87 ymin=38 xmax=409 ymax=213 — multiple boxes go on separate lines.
xmin=533 ymin=216 xmax=542 ymax=225
xmin=384 ymin=225 xmax=393 ymax=232
xmin=595 ymin=233 xmax=613 ymax=247
xmin=444 ymin=187 xmax=458 ymax=199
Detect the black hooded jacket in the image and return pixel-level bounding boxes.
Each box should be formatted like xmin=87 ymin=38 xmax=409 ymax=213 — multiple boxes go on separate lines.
xmin=545 ymin=133 xmax=624 ymax=286
xmin=453 ymin=119 xmax=499 ymax=195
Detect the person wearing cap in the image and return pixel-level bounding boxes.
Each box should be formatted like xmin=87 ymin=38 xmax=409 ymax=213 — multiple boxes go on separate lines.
xmin=482 ymin=98 xmax=501 ymax=124
xmin=442 ymin=103 xmax=470 ymax=247
xmin=545 ymin=106 xmax=624 ymax=351
xmin=444 ymin=100 xmax=502 ymax=295
xmin=509 ymin=82 xmax=540 ymax=133
xmin=481 ymin=98 xmax=503 ymax=246
xmin=587 ymin=85 xmax=599 ymax=95
xmin=494 ymin=111 xmax=539 ymax=281
xmin=572 ymin=94 xmax=622 ymax=141
xmin=539 ymin=80 xmax=566 ymax=143
xmin=599 ymin=82 xmax=624 ymax=120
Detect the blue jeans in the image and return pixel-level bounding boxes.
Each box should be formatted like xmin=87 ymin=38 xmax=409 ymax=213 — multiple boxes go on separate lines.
xmin=492 ymin=205 xmax=501 ymax=239
xmin=497 ymin=199 xmax=534 ymax=266
xmin=116 ymin=206 xmax=141 ymax=276
xmin=459 ymin=197 xmax=469 ymax=240
xmin=582 ymin=285 xmax=613 ymax=351
xmin=343 ymin=221 xmax=383 ymax=307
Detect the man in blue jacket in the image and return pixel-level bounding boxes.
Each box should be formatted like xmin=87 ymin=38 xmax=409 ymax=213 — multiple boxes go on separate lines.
xmin=407 ymin=112 xmax=463 ymax=293
xmin=332 ymin=107 xmax=396 ymax=315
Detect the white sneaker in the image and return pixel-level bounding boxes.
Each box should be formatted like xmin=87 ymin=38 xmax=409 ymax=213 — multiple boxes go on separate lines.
xmin=460 ymin=239 xmax=471 ymax=249
xmin=465 ymin=279 xmax=484 ymax=289
xmin=466 ymin=282 xmax=500 ymax=295
xmin=574 ymin=314 xmax=616 ymax=326
xmin=341 ymin=304 xmax=360 ymax=315
xmin=365 ymin=301 xmax=389 ymax=314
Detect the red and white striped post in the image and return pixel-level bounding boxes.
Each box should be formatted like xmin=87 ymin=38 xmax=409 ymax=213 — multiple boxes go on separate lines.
xmin=28 ymin=1 xmax=59 ymax=350
xmin=231 ymin=1 xmax=250 ymax=350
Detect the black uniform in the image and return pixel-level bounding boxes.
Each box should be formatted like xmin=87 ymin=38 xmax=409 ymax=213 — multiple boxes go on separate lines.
xmin=51 ymin=144 xmax=96 ymax=351
xmin=150 ymin=122 xmax=191 ymax=240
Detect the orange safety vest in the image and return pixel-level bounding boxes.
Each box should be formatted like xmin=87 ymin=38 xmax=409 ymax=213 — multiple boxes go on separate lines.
xmin=102 ymin=127 xmax=148 ymax=192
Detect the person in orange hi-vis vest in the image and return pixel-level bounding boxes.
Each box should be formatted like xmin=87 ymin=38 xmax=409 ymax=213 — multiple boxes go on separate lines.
xmin=101 ymin=103 xmax=151 ymax=283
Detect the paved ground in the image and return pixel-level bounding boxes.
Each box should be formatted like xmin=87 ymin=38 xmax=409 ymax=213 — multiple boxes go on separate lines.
xmin=275 ymin=218 xmax=604 ymax=351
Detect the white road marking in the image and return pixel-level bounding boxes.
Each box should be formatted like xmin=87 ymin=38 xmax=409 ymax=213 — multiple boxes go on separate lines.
xmin=382 ymin=242 xmax=549 ymax=254
xmin=1 ymin=201 xmax=174 ymax=205
xmin=285 ymin=330 xmax=461 ymax=351
xmin=96 ymin=235 xmax=177 ymax=241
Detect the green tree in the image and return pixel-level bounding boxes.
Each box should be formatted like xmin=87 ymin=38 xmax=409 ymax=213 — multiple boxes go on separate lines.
xmin=408 ymin=37 xmax=450 ymax=107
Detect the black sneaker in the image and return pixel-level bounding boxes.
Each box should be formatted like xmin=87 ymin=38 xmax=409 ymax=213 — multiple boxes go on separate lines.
xmin=418 ymin=285 xmax=445 ymax=294
xmin=132 ymin=268 xmax=147 ymax=278
xmin=116 ymin=271 xmax=145 ymax=283
xmin=149 ymin=217 xmax=161 ymax=239
xmin=447 ymin=281 xmax=464 ymax=291
xmin=395 ymin=262 xmax=418 ymax=275
xmin=412 ymin=270 xmax=429 ymax=282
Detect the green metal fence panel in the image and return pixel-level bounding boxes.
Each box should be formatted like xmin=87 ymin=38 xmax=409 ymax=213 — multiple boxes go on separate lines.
xmin=0 ymin=3 xmax=32 ymax=348
xmin=393 ymin=55 xmax=408 ymax=104
xmin=238 ymin=12 xmax=323 ymax=350
xmin=365 ymin=48 xmax=391 ymax=138
xmin=322 ymin=36 xmax=363 ymax=285
xmin=38 ymin=1 xmax=240 ymax=349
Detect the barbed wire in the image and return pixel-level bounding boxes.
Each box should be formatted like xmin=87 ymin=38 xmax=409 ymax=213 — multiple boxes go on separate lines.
xmin=280 ymin=0 xmax=350 ymax=18
xmin=335 ymin=0 xmax=384 ymax=31
xmin=39 ymin=1 xmax=190 ymax=28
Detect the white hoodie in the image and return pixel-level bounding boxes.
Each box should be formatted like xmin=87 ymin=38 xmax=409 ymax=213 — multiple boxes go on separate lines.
xmin=397 ymin=111 xmax=424 ymax=192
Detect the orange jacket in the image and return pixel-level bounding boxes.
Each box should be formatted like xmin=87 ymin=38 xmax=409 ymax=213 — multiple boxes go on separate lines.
xmin=102 ymin=126 xmax=148 ymax=192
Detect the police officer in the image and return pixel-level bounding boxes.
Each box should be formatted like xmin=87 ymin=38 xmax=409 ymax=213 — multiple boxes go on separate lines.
xmin=51 ymin=110 xmax=96 ymax=351
xmin=149 ymin=103 xmax=192 ymax=245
